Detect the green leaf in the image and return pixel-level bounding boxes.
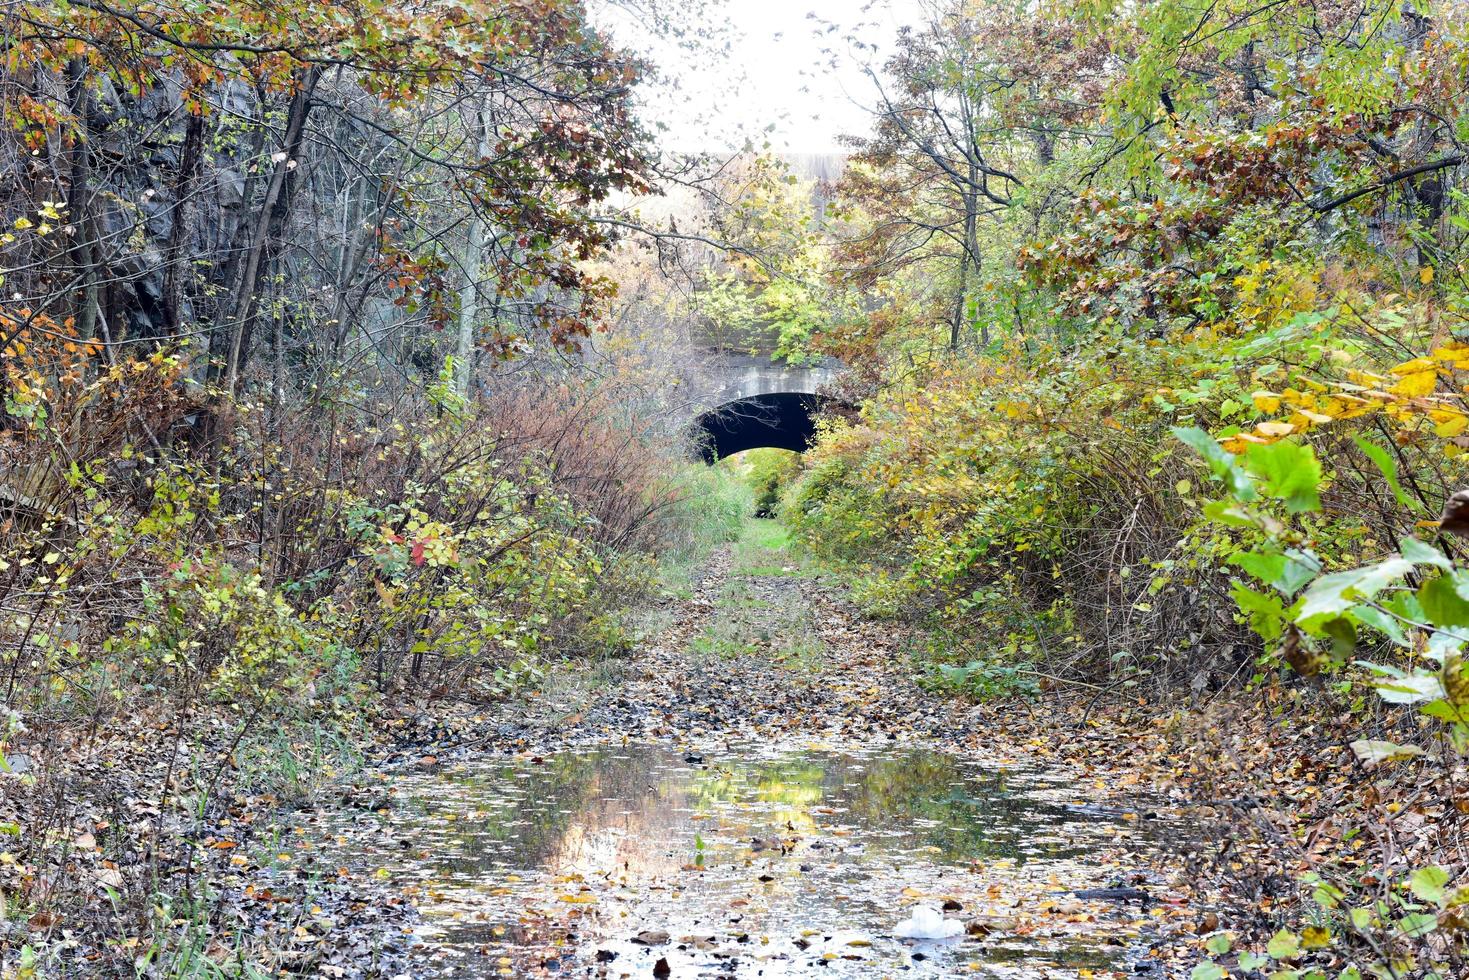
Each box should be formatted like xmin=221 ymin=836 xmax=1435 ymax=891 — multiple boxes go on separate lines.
xmin=1243 ymin=440 xmax=1322 ymax=514
xmin=1397 ymin=911 xmax=1438 ymax=937
xmin=1204 ymin=933 xmax=1231 ymax=955
xmin=1232 ymin=583 xmax=1286 ymax=642
xmin=1231 ymin=549 xmax=1319 ymax=595
xmin=1312 ymin=880 xmax=1346 ymax=908
xmin=1382 ymin=589 xmax=1427 ymax=625
xmin=1174 ymin=427 xmax=1256 ymax=502
xmin=1400 ymin=536 xmax=1451 ymax=569
xmin=1322 ymin=617 xmax=1356 ymax=658
xmin=1297 ymin=558 xmax=1414 ymax=625
xmin=1409 ymin=866 xmax=1450 ymax=905
xmin=1266 ymin=928 xmax=1301 ymax=959
xmin=1190 ymin=964 xmax=1225 ymax=980
xmin=1349 ymin=604 xmax=1409 ymax=647
xmin=1203 ymin=499 xmax=1258 ymax=528
xmin=1427 ymin=628 xmax=1467 ymax=661
xmin=1353 ymin=436 xmax=1424 ymax=514
xmin=1420 ymin=699 xmax=1469 ymax=724
xmin=1418 ymin=575 xmax=1469 ymax=628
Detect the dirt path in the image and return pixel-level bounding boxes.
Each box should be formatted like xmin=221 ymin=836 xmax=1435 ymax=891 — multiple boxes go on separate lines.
xmin=542 ymin=532 xmax=968 ymax=748
xmin=338 ymin=522 xmax=1202 ymax=978
xmin=5 ymin=522 xmax=1206 ymax=978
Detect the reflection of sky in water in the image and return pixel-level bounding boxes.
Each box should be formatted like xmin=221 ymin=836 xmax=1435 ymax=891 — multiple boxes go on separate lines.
xmin=328 ymin=744 xmax=1154 ymax=978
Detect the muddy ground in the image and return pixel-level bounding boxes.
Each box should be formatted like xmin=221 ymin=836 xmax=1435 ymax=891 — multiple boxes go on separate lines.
xmin=4 ymin=525 xmax=1209 ymax=978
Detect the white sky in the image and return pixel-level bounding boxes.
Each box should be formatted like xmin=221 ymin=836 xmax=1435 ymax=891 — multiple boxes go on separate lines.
xmin=597 ymin=0 xmax=928 ymax=155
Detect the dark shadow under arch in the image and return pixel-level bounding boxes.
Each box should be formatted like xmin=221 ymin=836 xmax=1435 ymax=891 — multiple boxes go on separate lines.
xmin=692 ymin=392 xmax=842 ymax=463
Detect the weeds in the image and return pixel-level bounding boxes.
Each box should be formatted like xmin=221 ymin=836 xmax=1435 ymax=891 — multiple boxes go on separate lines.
xmin=687 ymin=518 xmax=825 ymax=672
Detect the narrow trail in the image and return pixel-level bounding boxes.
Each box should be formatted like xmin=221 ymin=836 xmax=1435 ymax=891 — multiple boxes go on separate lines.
xmin=328 ymin=522 xmax=1195 ymax=979
xmin=544 ymin=536 xmax=969 ymax=749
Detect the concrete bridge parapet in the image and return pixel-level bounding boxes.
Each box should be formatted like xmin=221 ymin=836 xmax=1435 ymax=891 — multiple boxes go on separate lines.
xmin=679 ymin=350 xmax=846 ymax=462
xmin=681 ymin=351 xmax=840 ymax=413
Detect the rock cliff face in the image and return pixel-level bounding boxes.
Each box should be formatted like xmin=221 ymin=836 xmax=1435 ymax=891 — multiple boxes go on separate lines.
xmin=9 ymin=61 xmax=636 ymax=398
xmin=18 ymin=74 xmax=267 ymax=359
xmin=7 ymin=63 xmax=429 ymax=395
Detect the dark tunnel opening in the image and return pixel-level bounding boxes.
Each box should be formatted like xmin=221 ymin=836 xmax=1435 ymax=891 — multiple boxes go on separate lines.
xmin=692 ymin=392 xmax=840 ymax=463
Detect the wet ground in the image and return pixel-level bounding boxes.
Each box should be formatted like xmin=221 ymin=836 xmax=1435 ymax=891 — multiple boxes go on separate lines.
xmin=331 ymin=741 xmax=1164 ymax=978
xmin=331 ymin=523 xmax=1185 ymax=978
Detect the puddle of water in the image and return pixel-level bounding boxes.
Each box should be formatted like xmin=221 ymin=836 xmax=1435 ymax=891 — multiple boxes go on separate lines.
xmin=326 ymin=743 xmax=1158 ymax=978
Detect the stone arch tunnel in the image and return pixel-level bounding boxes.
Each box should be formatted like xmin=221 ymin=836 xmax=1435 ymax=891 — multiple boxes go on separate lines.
xmin=692 ymin=392 xmax=840 ymax=463
xmin=684 ymin=353 xmax=845 ymax=463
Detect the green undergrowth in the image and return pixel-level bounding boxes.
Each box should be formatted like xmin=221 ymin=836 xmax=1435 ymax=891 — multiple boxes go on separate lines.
xmin=689 ymin=517 xmax=824 ymax=671
xmin=733 ymin=518 xmax=813 ymax=578
xmin=651 ymin=464 xmax=753 ymax=602
xmin=231 ymin=720 xmax=367 ymax=804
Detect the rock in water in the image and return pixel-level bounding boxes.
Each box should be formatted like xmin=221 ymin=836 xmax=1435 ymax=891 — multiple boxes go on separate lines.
xmin=894 ymin=905 xmax=964 ymax=940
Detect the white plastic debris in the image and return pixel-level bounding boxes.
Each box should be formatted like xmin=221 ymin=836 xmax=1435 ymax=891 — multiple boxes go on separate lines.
xmin=893 ymin=905 xmax=964 ymax=940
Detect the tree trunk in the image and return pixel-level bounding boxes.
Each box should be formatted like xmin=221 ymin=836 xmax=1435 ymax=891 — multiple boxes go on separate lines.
xmin=952 ymin=178 xmax=983 ymax=350
xmin=64 ymin=58 xmax=99 ymax=346
xmin=456 ymin=98 xmax=492 ymax=396
xmin=162 ymin=112 xmax=205 ymax=336
xmin=221 ymin=68 xmax=321 ymax=394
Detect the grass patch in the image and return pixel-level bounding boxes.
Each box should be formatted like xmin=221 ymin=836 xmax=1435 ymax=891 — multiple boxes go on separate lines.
xmin=232 ymin=721 xmax=365 ymax=804
xmin=740 ymin=518 xmax=791 ymax=552
xmin=732 ymin=518 xmax=814 ymax=578
xmin=687 ymin=516 xmax=825 ymax=672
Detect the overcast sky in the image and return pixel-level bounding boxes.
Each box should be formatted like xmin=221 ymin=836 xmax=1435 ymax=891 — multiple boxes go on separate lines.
xmin=598 ymin=0 xmax=927 ymax=155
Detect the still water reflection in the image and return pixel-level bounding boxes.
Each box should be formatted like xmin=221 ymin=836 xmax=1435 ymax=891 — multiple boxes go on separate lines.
xmin=333 ymin=743 xmax=1152 ymax=978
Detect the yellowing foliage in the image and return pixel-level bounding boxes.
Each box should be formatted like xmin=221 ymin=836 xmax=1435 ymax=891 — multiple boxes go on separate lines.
xmin=1222 ymin=342 xmax=1469 ymax=456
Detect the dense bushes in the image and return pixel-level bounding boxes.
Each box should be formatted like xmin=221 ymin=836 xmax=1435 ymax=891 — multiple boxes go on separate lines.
xmin=0 ymin=0 xmax=681 ymax=721
xmin=788 ymin=298 xmax=1469 ymax=686
xmin=0 ymin=358 xmax=724 ymax=727
xmin=735 ymin=448 xmax=800 ymax=518
xmin=787 ymin=0 xmax=1469 ymax=700
xmin=787 ymin=338 xmax=1217 ymax=683
xmin=782 ymin=2 xmax=1469 ymax=971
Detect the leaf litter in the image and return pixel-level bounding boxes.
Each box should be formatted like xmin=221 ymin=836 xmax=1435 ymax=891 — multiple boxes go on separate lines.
xmin=312 ymin=537 xmax=1205 ymax=978
xmin=2 ymin=532 xmax=1222 ymax=977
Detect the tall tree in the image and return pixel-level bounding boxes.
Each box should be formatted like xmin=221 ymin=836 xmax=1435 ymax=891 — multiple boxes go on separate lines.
xmin=838 ymin=0 xmax=1027 ymax=350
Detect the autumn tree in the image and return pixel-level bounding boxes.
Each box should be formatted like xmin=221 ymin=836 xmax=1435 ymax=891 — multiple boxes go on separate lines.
xmin=2 ymin=0 xmax=653 ymax=410
xmin=835 ymin=0 xmax=1033 ymax=351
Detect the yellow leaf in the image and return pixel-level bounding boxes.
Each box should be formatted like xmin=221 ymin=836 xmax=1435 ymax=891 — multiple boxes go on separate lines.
xmin=1421 ymin=266 xmax=1435 ymax=285
xmin=1437 ymin=415 xmax=1469 ymax=438
xmin=1256 ymin=421 xmax=1296 ymax=438
xmin=1392 ymin=370 xmax=1438 ymax=397
xmin=1391 ymin=358 xmax=1437 ymax=376
xmin=1252 ymin=391 xmax=1281 ymax=413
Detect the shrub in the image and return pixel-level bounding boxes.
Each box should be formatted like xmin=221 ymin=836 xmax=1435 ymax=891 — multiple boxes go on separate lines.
xmin=740 ymin=448 xmax=800 ymax=518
